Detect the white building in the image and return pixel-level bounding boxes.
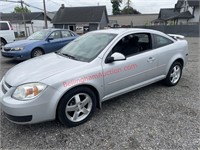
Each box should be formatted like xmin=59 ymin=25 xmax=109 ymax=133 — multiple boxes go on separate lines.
xmin=152 ymin=0 xmax=200 ymax=25
xmin=0 ymin=12 xmax=53 ymax=37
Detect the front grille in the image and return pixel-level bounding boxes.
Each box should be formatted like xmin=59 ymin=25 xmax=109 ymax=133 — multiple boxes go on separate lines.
xmin=4 ymin=81 xmax=11 ymax=88
xmin=1 ymin=80 xmax=12 ymax=94
xmin=2 ymin=84 xmax=7 ymax=94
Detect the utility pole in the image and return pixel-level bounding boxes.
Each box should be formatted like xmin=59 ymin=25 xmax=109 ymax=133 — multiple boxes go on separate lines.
xmin=43 ymin=0 xmax=48 ymax=29
xmin=20 ymin=0 xmax=28 ymax=37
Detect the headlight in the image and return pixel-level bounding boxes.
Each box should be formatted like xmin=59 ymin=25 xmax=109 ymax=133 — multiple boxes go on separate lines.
xmin=11 ymin=47 xmax=24 ymax=51
xmin=12 ymin=83 xmax=47 ymax=101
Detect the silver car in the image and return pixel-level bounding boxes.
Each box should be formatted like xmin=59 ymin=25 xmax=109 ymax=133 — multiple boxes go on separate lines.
xmin=0 ymin=29 xmax=188 ymax=127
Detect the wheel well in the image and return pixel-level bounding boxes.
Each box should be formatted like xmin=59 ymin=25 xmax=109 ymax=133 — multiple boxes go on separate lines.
xmin=0 ymin=37 xmax=7 ymax=44
xmin=175 ymin=58 xmax=184 ymax=67
xmin=56 ymin=85 xmax=101 ymax=118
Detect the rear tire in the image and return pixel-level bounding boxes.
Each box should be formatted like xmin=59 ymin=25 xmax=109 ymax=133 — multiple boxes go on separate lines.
xmin=31 ymin=48 xmax=44 ymax=58
xmin=163 ymin=61 xmax=183 ymax=86
xmin=57 ymin=87 xmax=97 ymax=127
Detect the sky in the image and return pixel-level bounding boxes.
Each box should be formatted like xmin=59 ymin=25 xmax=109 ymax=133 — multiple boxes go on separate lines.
xmin=0 ymin=0 xmax=177 ymax=14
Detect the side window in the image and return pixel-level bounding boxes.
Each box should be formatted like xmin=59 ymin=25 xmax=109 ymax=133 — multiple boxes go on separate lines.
xmin=110 ymin=33 xmax=152 ymax=57
xmin=0 ymin=23 xmax=9 ymax=30
xmin=153 ymin=34 xmax=173 ymax=48
xmin=49 ymin=31 xmax=62 ymax=39
xmin=62 ymin=30 xmax=71 ymax=38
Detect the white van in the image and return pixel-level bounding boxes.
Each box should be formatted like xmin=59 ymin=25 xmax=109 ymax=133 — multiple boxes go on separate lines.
xmin=0 ymin=21 xmax=15 ymax=48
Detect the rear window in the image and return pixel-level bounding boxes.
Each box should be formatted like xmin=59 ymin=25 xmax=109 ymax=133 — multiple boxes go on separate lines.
xmin=0 ymin=23 xmax=9 ymax=30
xmin=153 ymin=34 xmax=174 ymax=48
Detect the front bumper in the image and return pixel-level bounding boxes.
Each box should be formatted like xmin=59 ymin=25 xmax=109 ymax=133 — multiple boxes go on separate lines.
xmin=0 ymin=80 xmax=62 ymax=124
xmin=1 ymin=50 xmax=30 ymax=60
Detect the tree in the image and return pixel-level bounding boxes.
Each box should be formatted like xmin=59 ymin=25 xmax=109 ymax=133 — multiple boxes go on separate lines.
xmin=121 ymin=6 xmax=141 ymax=14
xmin=13 ymin=5 xmax=31 ymax=13
xmin=111 ymin=0 xmax=122 ymax=15
xmin=121 ymin=0 xmax=141 ymax=14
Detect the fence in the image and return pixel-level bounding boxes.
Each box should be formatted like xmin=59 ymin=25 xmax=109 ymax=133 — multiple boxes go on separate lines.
xmin=134 ymin=25 xmax=200 ymax=37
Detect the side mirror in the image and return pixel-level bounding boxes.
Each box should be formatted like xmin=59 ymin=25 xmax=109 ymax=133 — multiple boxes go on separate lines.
xmin=105 ymin=52 xmax=126 ymax=63
xmin=47 ymin=37 xmax=54 ymax=42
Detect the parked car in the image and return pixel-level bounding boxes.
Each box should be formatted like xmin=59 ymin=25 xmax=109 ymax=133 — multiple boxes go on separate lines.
xmin=0 ymin=29 xmax=188 ymax=127
xmin=0 ymin=21 xmax=15 ymax=49
xmin=1 ymin=29 xmax=78 ymax=60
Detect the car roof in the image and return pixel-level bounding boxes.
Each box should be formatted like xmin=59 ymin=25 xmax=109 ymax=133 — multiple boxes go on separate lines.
xmin=0 ymin=21 xmax=10 ymax=23
xmin=92 ymin=28 xmax=164 ymax=35
xmin=42 ymin=28 xmax=69 ymax=32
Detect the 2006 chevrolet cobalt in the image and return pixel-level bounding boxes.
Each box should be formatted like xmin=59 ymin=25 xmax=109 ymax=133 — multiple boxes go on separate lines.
xmin=0 ymin=29 xmax=188 ymax=127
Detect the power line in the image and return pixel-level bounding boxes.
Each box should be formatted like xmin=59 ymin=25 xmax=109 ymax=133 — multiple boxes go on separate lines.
xmin=48 ymin=0 xmax=60 ymax=6
xmin=24 ymin=2 xmax=44 ymax=11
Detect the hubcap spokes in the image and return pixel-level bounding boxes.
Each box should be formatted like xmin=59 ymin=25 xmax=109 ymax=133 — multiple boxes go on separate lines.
xmin=65 ymin=93 xmax=92 ymax=122
xmin=170 ymin=65 xmax=181 ymax=84
xmin=34 ymin=50 xmax=42 ymax=57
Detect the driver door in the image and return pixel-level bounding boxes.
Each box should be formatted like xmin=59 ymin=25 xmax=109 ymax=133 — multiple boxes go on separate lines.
xmin=102 ymin=33 xmax=158 ymax=99
xmin=44 ymin=30 xmax=63 ymax=53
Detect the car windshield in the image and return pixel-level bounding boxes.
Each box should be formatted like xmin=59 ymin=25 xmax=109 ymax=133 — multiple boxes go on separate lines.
xmin=27 ymin=30 xmax=50 ymax=40
xmin=60 ymin=33 xmax=117 ymax=62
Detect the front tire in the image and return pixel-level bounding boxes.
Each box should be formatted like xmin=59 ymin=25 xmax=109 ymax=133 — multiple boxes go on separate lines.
xmin=31 ymin=48 xmax=44 ymax=58
xmin=57 ymin=87 xmax=97 ymax=127
xmin=163 ymin=61 xmax=183 ymax=86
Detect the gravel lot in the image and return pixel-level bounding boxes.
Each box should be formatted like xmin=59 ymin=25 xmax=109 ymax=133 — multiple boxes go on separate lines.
xmin=0 ymin=38 xmax=199 ymax=150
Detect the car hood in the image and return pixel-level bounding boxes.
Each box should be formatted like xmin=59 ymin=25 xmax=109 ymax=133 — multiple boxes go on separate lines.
xmin=5 ymin=53 xmax=86 ymax=86
xmin=5 ymin=39 xmax=39 ymax=48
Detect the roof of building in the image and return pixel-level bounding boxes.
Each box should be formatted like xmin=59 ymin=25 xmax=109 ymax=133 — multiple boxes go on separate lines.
xmin=173 ymin=11 xmax=194 ymax=19
xmin=52 ymin=6 xmax=108 ymax=24
xmin=0 ymin=12 xmax=51 ymax=23
xmin=47 ymin=11 xmax=57 ymax=20
xmin=175 ymin=0 xmax=184 ymax=9
xmin=158 ymin=8 xmax=180 ymax=20
xmin=175 ymin=0 xmax=200 ymax=9
xmin=158 ymin=7 xmax=194 ymax=20
xmin=188 ymin=0 xmax=200 ymax=7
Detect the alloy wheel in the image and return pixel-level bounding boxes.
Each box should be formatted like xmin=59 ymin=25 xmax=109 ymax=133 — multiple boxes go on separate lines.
xmin=65 ymin=93 xmax=92 ymax=122
xmin=170 ymin=65 xmax=181 ymax=84
xmin=33 ymin=49 xmax=43 ymax=57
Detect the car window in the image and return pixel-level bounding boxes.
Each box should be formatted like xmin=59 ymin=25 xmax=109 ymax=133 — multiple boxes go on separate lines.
xmin=0 ymin=23 xmax=9 ymax=30
xmin=109 ymin=33 xmax=152 ymax=57
xmin=153 ymin=34 xmax=173 ymax=48
xmin=49 ymin=31 xmax=62 ymax=39
xmin=135 ymin=34 xmax=149 ymax=43
xmin=27 ymin=30 xmax=50 ymax=40
xmin=60 ymin=33 xmax=117 ymax=62
xmin=61 ymin=30 xmax=71 ymax=38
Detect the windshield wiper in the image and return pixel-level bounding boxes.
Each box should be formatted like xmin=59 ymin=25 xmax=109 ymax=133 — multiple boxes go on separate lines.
xmin=62 ymin=53 xmax=78 ymax=60
xmin=56 ymin=51 xmax=77 ymax=60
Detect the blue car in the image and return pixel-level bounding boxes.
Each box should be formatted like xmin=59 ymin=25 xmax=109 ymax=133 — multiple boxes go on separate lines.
xmin=1 ymin=29 xmax=78 ymax=60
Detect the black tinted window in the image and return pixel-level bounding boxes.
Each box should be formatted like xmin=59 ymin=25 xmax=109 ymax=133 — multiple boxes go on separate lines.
xmin=154 ymin=34 xmax=173 ymax=48
xmin=111 ymin=33 xmax=152 ymax=57
xmin=0 ymin=23 xmax=9 ymax=30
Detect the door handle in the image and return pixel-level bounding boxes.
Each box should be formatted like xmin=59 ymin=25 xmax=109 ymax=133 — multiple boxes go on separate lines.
xmin=147 ymin=57 xmax=155 ymax=62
